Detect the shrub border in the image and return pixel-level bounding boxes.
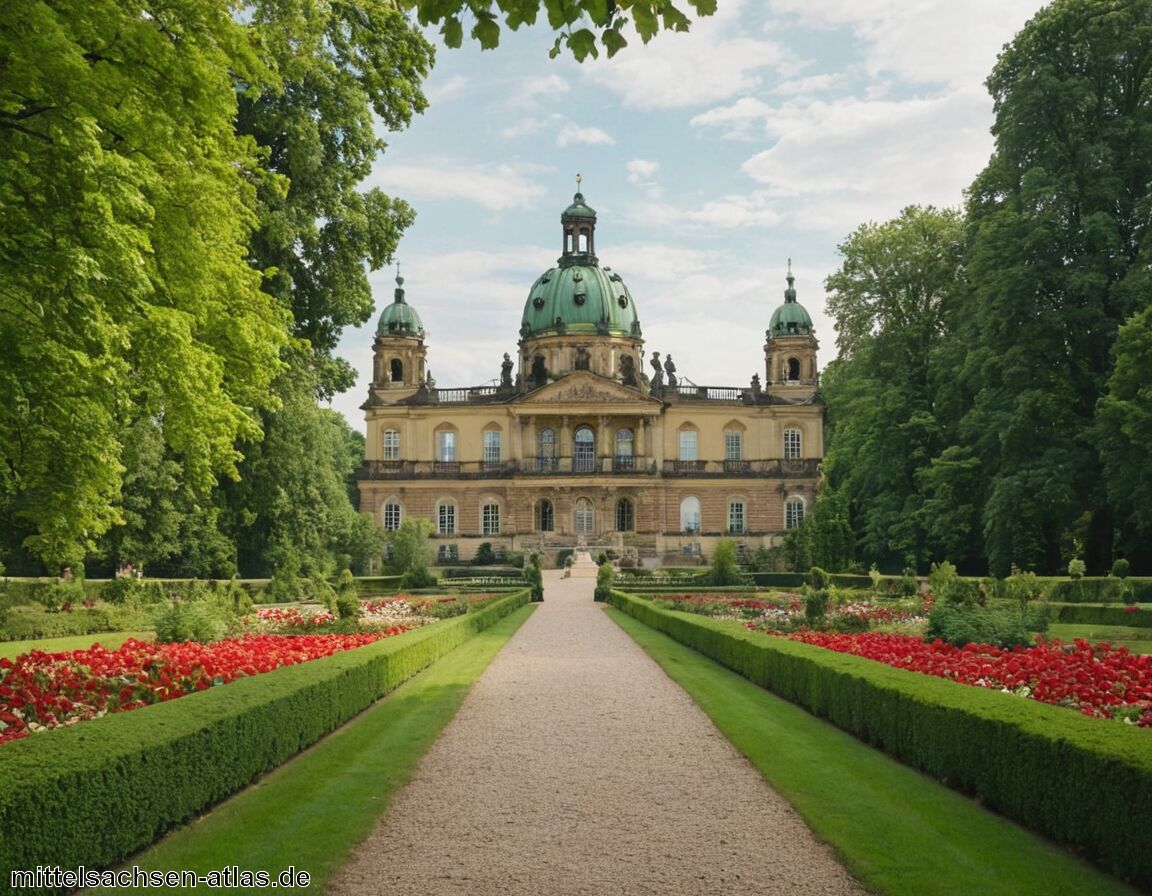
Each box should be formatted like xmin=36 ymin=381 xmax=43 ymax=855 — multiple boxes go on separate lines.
xmin=608 ymin=590 xmax=1152 ymax=889
xmin=0 ymin=591 xmax=528 ymax=888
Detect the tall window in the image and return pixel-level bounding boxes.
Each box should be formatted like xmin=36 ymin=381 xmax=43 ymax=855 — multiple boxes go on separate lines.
xmin=615 ymin=498 xmax=634 ymax=532
xmin=437 ymin=430 xmax=457 ymax=462
xmin=724 ymin=430 xmax=742 ymax=461
xmin=383 ymin=429 xmax=400 ymax=461
xmin=483 ymin=430 xmax=501 ymax=465
xmin=678 ymin=428 xmax=698 ymax=461
xmin=728 ymin=499 xmax=746 ymax=534
xmin=574 ymin=426 xmax=595 ymax=472
xmin=437 ymin=501 xmax=456 ymax=534
xmin=382 ymin=500 xmax=401 ymax=531
xmin=482 ymin=502 xmax=500 ymax=536
xmin=785 ymin=497 xmax=805 ymax=529
xmin=536 ymin=499 xmax=555 ymax=532
xmin=680 ymin=496 xmax=701 ymax=532
xmin=615 ymin=428 xmax=634 ymax=470
xmin=574 ymin=497 xmax=594 ymax=533
xmin=784 ymin=428 xmax=802 ymax=460
xmin=537 ymin=427 xmax=556 ymax=468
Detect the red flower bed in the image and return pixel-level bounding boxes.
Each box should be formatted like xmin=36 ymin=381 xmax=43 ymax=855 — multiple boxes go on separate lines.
xmin=0 ymin=632 xmax=404 ymax=745
xmin=778 ymin=630 xmax=1152 ymax=727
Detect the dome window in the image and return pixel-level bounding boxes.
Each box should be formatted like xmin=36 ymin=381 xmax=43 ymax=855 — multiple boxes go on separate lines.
xmin=574 ymin=292 xmax=586 ymax=305
xmin=533 ymin=296 xmax=544 ymax=309
xmin=618 ymin=295 xmax=628 ymax=307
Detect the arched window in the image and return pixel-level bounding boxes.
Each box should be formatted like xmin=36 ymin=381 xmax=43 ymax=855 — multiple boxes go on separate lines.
xmin=728 ymin=499 xmax=746 ymax=534
xmin=783 ymin=428 xmax=802 ymax=460
xmin=390 ymin=358 xmax=403 ymax=382
xmin=574 ymin=497 xmax=595 ymax=533
xmin=785 ymin=497 xmax=805 ymax=529
xmin=616 ymin=498 xmax=634 ymax=532
xmin=537 ymin=427 xmax=557 ymax=470
xmin=535 ymin=499 xmax=555 ymax=532
xmin=615 ymin=428 xmax=634 ymax=471
xmin=382 ymin=499 xmax=401 ymax=531
xmin=786 ymin=357 xmax=801 ymax=381
xmin=383 ymin=429 xmax=400 ymax=461
xmin=483 ymin=429 xmax=501 ymax=467
xmin=724 ymin=429 xmax=742 ymax=461
xmin=436 ymin=428 xmax=457 ymax=462
xmin=437 ymin=501 xmax=457 ymax=535
xmin=574 ymin=426 xmax=595 ymax=472
xmin=482 ymin=502 xmax=500 ymax=536
xmin=680 ymin=496 xmax=701 ymax=533
xmin=678 ymin=426 xmax=698 ymax=461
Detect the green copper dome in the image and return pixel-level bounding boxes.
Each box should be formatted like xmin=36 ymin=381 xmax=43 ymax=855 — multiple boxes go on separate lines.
xmin=521 ymin=264 xmax=640 ymax=339
xmin=767 ymin=265 xmax=814 ymax=338
xmin=520 ymin=189 xmax=641 ymax=340
xmin=376 ymin=274 xmax=425 ymax=338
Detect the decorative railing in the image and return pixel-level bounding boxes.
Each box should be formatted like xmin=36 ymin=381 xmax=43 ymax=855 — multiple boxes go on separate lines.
xmin=359 ymin=457 xmax=818 ymax=479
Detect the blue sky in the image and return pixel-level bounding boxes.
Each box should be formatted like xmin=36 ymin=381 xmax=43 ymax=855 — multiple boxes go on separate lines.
xmin=331 ymin=0 xmax=1046 ymax=428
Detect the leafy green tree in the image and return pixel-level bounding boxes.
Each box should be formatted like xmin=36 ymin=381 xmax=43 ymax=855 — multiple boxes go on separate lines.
xmin=819 ymin=206 xmax=966 ymax=572
xmin=0 ymin=0 xmax=288 ymax=570
xmin=709 ymin=539 xmax=743 ymax=585
xmin=389 ymin=518 xmax=436 ymax=589
xmin=960 ymin=0 xmax=1152 ymax=575
xmin=401 ymin=0 xmax=717 ymax=61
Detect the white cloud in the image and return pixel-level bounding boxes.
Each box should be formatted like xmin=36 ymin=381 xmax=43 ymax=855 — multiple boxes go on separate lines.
xmin=739 ymin=87 xmax=990 ymax=229
xmin=367 ymin=159 xmax=548 ymax=211
xmin=691 ymin=97 xmax=775 ymax=140
xmin=556 ymin=122 xmax=616 ymax=148
xmin=772 ymin=73 xmax=848 ymax=97
xmin=766 ymin=0 xmax=1038 ymax=87
xmin=581 ymin=0 xmax=798 ymax=109
xmin=424 ymin=75 xmax=470 ymax=104
xmin=627 ymin=159 xmax=660 ymax=182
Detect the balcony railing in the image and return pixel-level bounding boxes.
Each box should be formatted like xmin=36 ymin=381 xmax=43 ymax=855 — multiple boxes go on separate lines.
xmin=359 ymin=457 xmax=819 ymax=480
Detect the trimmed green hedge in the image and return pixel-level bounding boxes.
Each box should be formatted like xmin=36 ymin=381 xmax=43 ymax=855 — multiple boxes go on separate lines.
xmin=352 ymin=575 xmax=405 ymax=598
xmin=608 ymin=591 xmax=1152 ymax=889
xmin=1055 ymin=604 xmax=1152 ymax=629
xmin=0 ymin=591 xmax=528 ymax=892
xmin=1047 ymin=578 xmax=1152 ymax=604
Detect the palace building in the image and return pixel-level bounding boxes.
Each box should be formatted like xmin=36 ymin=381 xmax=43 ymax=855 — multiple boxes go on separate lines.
xmin=357 ymin=189 xmax=823 ymax=566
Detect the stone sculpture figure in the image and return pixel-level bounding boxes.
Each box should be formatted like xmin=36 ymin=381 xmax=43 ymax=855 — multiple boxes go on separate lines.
xmin=664 ymin=354 xmax=678 ymax=389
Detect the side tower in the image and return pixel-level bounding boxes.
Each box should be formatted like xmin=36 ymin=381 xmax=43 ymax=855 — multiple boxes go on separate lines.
xmin=370 ymin=273 xmax=428 ymax=400
xmin=765 ymin=261 xmax=819 ymax=400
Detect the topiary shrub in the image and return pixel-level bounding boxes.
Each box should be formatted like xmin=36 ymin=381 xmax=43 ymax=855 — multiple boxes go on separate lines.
xmin=804 ymin=589 xmax=829 ymax=625
xmin=472 ymin=543 xmax=497 ymax=566
xmin=1112 ymin=558 xmax=1131 ymax=580
xmin=523 ymin=553 xmax=544 ymax=602
xmin=594 ymin=562 xmax=614 ymax=602
xmin=808 ymin=566 xmax=831 ymax=590
xmin=1068 ymin=558 xmax=1086 ymax=580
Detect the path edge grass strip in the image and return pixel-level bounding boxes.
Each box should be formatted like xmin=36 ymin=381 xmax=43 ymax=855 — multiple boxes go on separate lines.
xmin=608 ymin=590 xmax=1152 ymax=890
xmin=0 ymin=591 xmax=529 ymax=891
xmin=114 ymin=603 xmax=537 ymax=895
xmin=605 ymin=606 xmax=1137 ymax=896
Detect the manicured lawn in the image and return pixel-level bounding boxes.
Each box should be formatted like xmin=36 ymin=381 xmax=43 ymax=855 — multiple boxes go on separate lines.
xmin=0 ymin=631 xmax=154 ymax=660
xmin=606 ymin=607 xmax=1140 ymax=896
xmin=86 ymin=604 xmax=535 ymax=895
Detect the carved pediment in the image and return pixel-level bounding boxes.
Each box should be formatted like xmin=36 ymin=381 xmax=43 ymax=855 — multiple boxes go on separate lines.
xmin=515 ymin=372 xmax=660 ymax=408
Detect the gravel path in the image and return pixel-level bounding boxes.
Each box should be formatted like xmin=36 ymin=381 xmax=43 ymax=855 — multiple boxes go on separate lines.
xmin=328 ymin=556 xmax=865 ymax=895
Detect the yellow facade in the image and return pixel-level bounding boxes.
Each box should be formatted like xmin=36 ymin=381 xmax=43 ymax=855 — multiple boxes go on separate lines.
xmin=358 ymin=194 xmax=823 ymax=567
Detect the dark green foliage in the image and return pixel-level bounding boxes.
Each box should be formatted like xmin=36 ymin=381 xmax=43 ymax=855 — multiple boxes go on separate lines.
xmin=152 ymin=601 xmax=230 ymax=644
xmin=0 ymin=604 xmax=152 ymax=641
xmin=808 ymin=567 xmax=831 ymax=590
xmin=1056 ymin=604 xmax=1152 ymax=629
xmin=523 ymin=553 xmax=544 ymax=602
xmin=472 ymin=543 xmax=497 ymax=566
xmin=1112 ymin=559 xmax=1131 ymax=580
xmin=594 ymin=562 xmax=614 ymax=602
xmin=804 ymin=589 xmax=829 ymax=624
xmin=608 ymin=592 xmax=1152 ymax=888
xmin=0 ymin=593 xmax=528 ymax=888
xmin=556 ymin=549 xmax=574 ymax=568
xmin=925 ymin=601 xmax=1048 ymax=649
xmin=709 ymin=539 xmax=746 ymax=585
